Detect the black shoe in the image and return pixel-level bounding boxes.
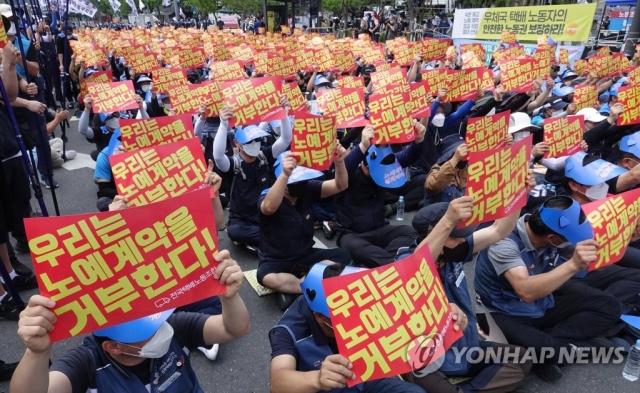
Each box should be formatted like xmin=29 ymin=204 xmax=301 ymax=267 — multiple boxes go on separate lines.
xmin=0 ymin=296 xmax=20 ymax=321
xmin=0 ymin=359 xmax=19 ymax=382
xmin=277 ymin=293 xmax=298 ymax=311
xmin=3 ymin=274 xmax=39 ymax=292
xmin=532 ymin=364 xmax=563 ymax=382
xmin=10 ymin=257 xmax=32 ymax=277
xmin=13 ymin=241 xmax=29 ymax=254
xmin=322 ymin=221 xmax=336 ymax=240
xmin=384 ymin=203 xmax=397 ymax=218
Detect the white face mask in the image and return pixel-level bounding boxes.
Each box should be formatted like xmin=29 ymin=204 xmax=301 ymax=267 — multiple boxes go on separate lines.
xmin=487 ymin=108 xmax=496 ymax=116
xmin=163 ymin=102 xmax=171 ymax=110
xmin=584 ymin=182 xmax=609 ymax=201
xmin=120 ymin=322 xmax=174 ymax=359
xmin=140 ymin=84 xmax=150 ymax=93
xmin=551 ymin=109 xmax=563 ymax=117
xmin=7 ymin=24 xmax=16 ymax=36
xmin=242 ymin=140 xmax=261 ymax=157
xmin=331 ymin=81 xmax=339 ymax=88
xmin=432 ymin=113 xmax=446 ymax=128
xmin=105 ymin=118 xmax=120 ymax=129
xmin=66 ymin=34 xmax=73 ymax=39
xmin=513 ymin=130 xmax=530 ymax=142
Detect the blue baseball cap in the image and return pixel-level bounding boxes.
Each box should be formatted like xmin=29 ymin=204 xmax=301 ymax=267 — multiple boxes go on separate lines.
xmin=619 ymin=132 xmax=640 ymax=159
xmin=300 ymin=263 xmax=366 ymax=318
xmin=551 ymin=85 xmax=574 ymax=97
xmin=539 ymin=196 xmax=593 ymax=245
xmin=314 ymin=74 xmax=331 ymax=86
xmin=565 ymin=152 xmax=627 ymax=186
xmin=365 ymin=145 xmax=406 ymax=188
xmin=235 ymin=125 xmax=269 ymax=144
xmin=93 ymin=309 xmax=174 ymax=343
xmin=274 ymin=151 xmax=323 ymax=184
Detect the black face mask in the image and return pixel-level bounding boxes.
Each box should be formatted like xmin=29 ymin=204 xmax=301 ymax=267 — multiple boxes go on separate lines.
xmin=288 ymin=181 xmax=308 ymax=198
xmin=439 ymin=241 xmax=470 ymax=263
xmin=456 ymin=160 xmax=468 ymax=169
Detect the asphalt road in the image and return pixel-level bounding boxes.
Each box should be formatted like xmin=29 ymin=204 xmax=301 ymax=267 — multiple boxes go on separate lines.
xmin=0 ymin=119 xmax=637 ymax=392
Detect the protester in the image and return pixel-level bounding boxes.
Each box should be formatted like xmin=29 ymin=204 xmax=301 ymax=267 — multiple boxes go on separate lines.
xmin=258 ymin=150 xmax=351 ymax=310
xmin=475 ymin=196 xmax=622 ymax=381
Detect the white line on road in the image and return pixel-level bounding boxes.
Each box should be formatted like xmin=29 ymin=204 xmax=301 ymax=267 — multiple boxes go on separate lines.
xmin=61 ymin=152 xmax=96 ymax=171
xmin=313 ymin=236 xmax=328 ymax=249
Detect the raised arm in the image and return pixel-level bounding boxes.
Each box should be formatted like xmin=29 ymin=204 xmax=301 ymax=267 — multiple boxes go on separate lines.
xmin=213 ymin=107 xmax=233 ymax=172
xmin=272 ymin=96 xmax=293 ymax=157
xmin=78 ymin=95 xmax=94 ymax=139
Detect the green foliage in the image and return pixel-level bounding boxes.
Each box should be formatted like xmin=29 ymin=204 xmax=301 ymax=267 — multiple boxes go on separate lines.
xmin=217 ymin=0 xmax=263 ymax=16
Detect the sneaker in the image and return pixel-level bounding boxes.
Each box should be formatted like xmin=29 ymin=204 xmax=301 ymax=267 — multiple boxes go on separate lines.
xmin=67 ymin=102 xmax=75 ymax=109
xmin=322 ymin=221 xmax=336 ymax=239
xmin=313 ymin=221 xmax=322 ymax=229
xmin=532 ymin=364 xmax=563 ymax=382
xmin=13 ymin=240 xmax=29 ymax=254
xmin=0 ymin=359 xmax=19 ymax=382
xmin=40 ymin=176 xmax=59 ymax=189
xmin=277 ymin=293 xmax=298 ymax=311
xmin=3 ymin=274 xmax=39 ymax=292
xmin=198 ymin=344 xmax=219 ymax=361
xmin=0 ymin=296 xmax=20 ymax=321
xmin=10 ymin=257 xmax=32 ymax=277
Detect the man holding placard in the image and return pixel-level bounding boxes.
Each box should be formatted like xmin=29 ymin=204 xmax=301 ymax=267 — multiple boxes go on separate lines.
xmin=258 ymin=150 xmax=351 ymax=310
xmin=475 ymin=196 xmax=621 ymax=381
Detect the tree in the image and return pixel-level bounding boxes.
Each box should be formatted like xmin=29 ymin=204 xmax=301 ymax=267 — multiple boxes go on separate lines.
xmin=181 ymin=0 xmax=220 ymax=18
xmin=218 ymin=0 xmax=262 ymax=17
xmin=139 ymin=0 xmax=163 ymax=15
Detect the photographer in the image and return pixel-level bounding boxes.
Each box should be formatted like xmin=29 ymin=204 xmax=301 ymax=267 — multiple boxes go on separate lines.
xmin=385 ymin=15 xmax=399 ymax=40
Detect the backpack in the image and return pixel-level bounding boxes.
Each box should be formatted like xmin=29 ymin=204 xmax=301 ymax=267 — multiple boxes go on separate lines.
xmin=229 ymin=152 xmax=269 ymax=201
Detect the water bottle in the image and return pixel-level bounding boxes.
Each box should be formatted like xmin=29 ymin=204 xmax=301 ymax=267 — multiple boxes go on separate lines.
xmin=396 ymin=196 xmax=405 ymax=221
xmin=623 ymin=339 xmax=640 ymax=381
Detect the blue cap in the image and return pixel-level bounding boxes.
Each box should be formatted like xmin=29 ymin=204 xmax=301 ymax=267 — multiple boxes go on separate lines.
xmin=551 ymin=85 xmax=574 ymax=97
xmin=158 ymin=93 xmax=170 ymax=100
xmin=137 ymin=75 xmax=152 ymax=83
xmin=539 ymin=196 xmax=593 ymax=245
xmin=565 ymin=152 xmax=627 ymax=186
xmin=300 ymin=263 xmax=366 ymax=318
xmin=365 ymin=145 xmax=406 ymax=188
xmin=93 ymin=309 xmax=174 ymax=343
xmin=104 ymin=129 xmax=122 ymax=156
xmin=619 ymin=132 xmax=640 ymax=159
xmin=234 ymin=125 xmax=269 ymax=144
xmin=621 ymin=314 xmax=640 ymax=331
xmin=274 ymin=151 xmax=323 ymax=184
xmin=608 ymin=86 xmax=619 ymax=97
xmin=314 ymin=74 xmax=331 ymax=86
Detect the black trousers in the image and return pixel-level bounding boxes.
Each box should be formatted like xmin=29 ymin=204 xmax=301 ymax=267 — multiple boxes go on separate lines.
xmin=558 ymin=264 xmax=640 ymax=315
xmin=337 ymin=224 xmax=417 ymax=267
xmin=1 ymin=157 xmax=31 ymax=245
xmin=491 ymin=294 xmax=621 ymax=364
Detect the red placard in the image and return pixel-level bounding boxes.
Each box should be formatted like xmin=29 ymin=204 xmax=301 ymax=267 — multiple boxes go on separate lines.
xmin=221 ymin=77 xmax=286 ymax=127
xmin=370 ymin=68 xmax=409 ymax=95
xmin=629 ymin=67 xmax=640 ymax=85
xmin=152 ymin=67 xmax=188 ymax=94
xmin=291 ymin=113 xmax=337 ymax=171
xmin=422 ymin=69 xmax=453 ymax=96
xmin=268 ymin=55 xmax=297 ymax=79
xmin=583 ymin=189 xmax=640 ymax=271
xmin=80 ymin=70 xmax=113 ymax=100
xmin=109 ymin=138 xmax=208 ymax=207
xmin=210 ymin=60 xmax=245 ymax=82
xmin=543 ymin=115 xmax=584 ymax=158
xmin=0 ymin=17 xmax=7 ymax=49
xmin=420 ymin=38 xmax=450 ymax=61
xmin=409 ymin=81 xmax=432 ymax=119
xmin=316 ymin=87 xmax=368 ymax=129
xmin=462 ymin=136 xmax=532 ymax=227
xmin=573 ymin=85 xmax=598 ymax=111
xmin=499 ymin=58 xmax=535 ymax=93
xmin=322 ymin=245 xmax=463 ymax=386
xmin=460 ymin=43 xmax=486 ymax=60
xmin=168 ymin=85 xmax=202 ymax=115
xmin=120 ymin=115 xmax=194 ymax=151
xmin=179 ymin=47 xmax=205 ymax=69
xmin=369 ymin=92 xmax=415 ymax=144
xmin=129 ymin=51 xmax=158 ymax=74
xmin=282 ymin=82 xmax=307 ymax=112
xmin=465 ymin=111 xmax=509 ymax=153
xmin=492 ymin=45 xmax=525 ymax=62
xmin=558 ymin=49 xmax=570 ymax=65
xmin=87 ymin=81 xmax=138 ymax=113
xmin=617 ymin=85 xmax=640 ymax=126
xmin=447 ymin=68 xmax=493 ymax=102
xmin=574 ymin=59 xmax=588 ymax=76
xmin=24 ymin=188 xmax=222 ymax=342
xmin=501 ymin=30 xmax=517 ymax=44
xmin=339 ymin=76 xmax=365 ymax=90
xmin=195 ymin=80 xmax=225 ymax=117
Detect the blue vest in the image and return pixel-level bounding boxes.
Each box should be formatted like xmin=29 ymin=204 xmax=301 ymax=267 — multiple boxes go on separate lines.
xmin=82 ymin=335 xmax=203 ymax=393
xmin=474 ymin=227 xmax=556 ymax=318
xmin=272 ymin=298 xmax=363 ymax=393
